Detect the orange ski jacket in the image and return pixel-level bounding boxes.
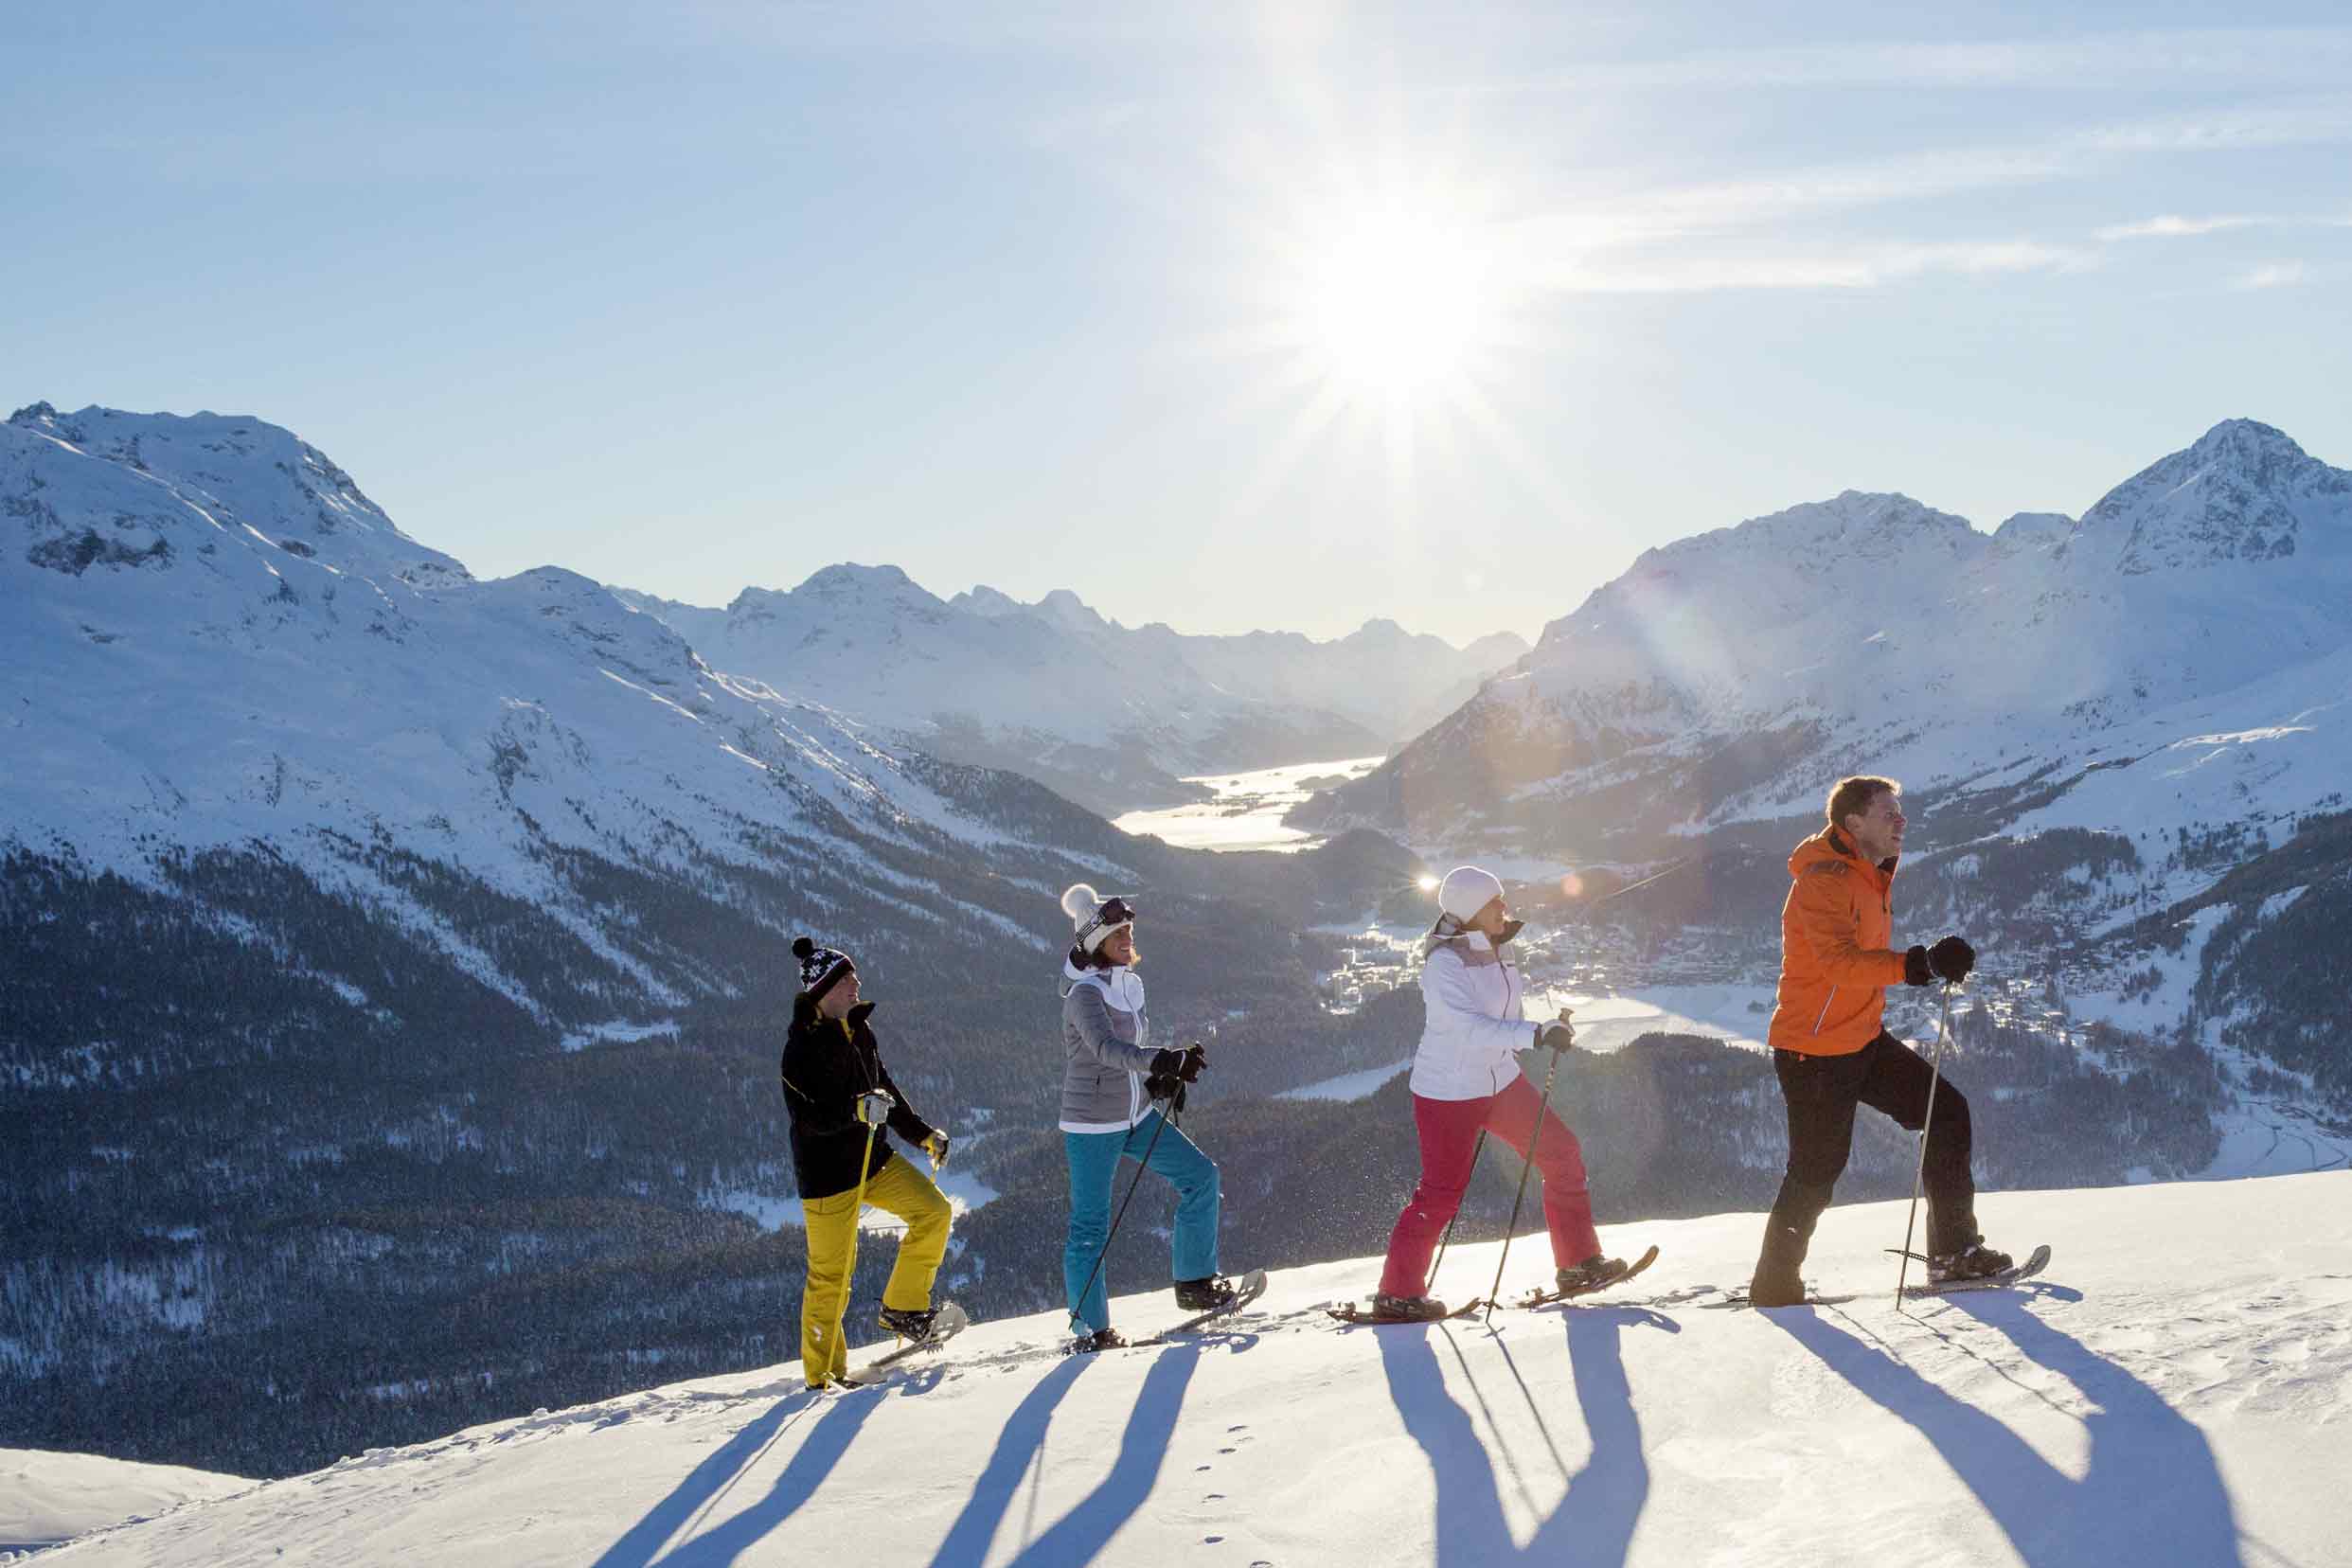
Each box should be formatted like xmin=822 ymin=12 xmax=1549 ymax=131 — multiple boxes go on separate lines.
xmin=1766 ymin=828 xmax=1911 ymax=1057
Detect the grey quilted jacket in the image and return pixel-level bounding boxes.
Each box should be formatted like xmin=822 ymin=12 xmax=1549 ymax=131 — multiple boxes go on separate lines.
xmin=1058 ymin=959 xmax=1159 ymax=1131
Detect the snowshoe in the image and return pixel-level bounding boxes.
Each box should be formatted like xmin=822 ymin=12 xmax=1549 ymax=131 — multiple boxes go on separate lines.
xmin=1164 ymin=1269 xmax=1267 ymax=1334
xmin=1904 ymin=1243 xmax=2051 ymax=1298
xmin=1928 ymin=1239 xmax=2014 ymax=1285
xmin=1173 ymin=1274 xmax=1240 ymax=1312
xmin=1068 ymin=1327 xmax=1129 ymax=1355
xmin=877 ymin=1304 xmax=940 ymax=1341
xmin=1327 ymin=1292 xmax=1475 ymax=1325
xmin=843 ymin=1301 xmax=968 ymax=1385
xmin=1516 ymin=1244 xmax=1662 ymax=1309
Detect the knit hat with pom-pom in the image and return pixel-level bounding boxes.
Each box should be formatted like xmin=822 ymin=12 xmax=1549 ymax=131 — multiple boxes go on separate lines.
xmin=791 ymin=935 xmax=855 ymax=1002
xmin=1060 ymin=882 xmax=1134 ymax=956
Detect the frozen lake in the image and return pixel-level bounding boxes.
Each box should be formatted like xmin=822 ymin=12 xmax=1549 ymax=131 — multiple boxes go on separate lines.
xmin=1113 ymin=755 xmax=1386 ymax=852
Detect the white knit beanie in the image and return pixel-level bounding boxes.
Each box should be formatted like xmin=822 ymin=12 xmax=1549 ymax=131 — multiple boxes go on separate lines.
xmin=1436 ymin=865 xmax=1505 ymax=923
xmin=1060 ymin=882 xmax=1133 ymax=955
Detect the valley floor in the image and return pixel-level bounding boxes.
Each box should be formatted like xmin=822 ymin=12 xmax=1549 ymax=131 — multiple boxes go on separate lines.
xmin=35 ymin=1173 xmax=2352 ymax=1567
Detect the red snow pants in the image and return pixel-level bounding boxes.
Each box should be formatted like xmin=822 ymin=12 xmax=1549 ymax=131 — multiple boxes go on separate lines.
xmin=1377 ymin=1075 xmax=1600 ymax=1299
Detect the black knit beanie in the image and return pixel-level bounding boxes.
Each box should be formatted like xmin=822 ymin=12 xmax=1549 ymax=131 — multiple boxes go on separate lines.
xmin=792 ymin=935 xmax=855 ymax=1002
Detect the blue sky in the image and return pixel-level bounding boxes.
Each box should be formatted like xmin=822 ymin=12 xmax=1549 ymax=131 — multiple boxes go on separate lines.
xmin=9 ymin=2 xmax=2350 ymax=645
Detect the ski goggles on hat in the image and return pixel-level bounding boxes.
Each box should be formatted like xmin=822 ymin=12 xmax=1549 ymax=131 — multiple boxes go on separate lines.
xmin=1076 ymin=896 xmax=1136 ymax=945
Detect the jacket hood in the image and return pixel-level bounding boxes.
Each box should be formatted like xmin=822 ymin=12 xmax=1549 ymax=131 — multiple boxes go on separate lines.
xmin=1420 ymin=918 xmax=1521 ymax=960
xmin=1790 ymin=827 xmax=1898 ymax=882
xmin=1060 ymin=955 xmax=1133 ymax=998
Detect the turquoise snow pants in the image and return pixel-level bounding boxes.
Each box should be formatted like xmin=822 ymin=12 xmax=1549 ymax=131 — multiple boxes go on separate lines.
xmin=1062 ymin=1110 xmax=1220 ymax=1334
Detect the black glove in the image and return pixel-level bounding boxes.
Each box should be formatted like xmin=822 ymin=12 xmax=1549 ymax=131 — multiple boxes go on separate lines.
xmin=1535 ymin=1020 xmax=1576 ymax=1054
xmin=1144 ymin=1071 xmax=1181 ymax=1103
xmin=1928 ymin=935 xmax=1976 ymax=985
xmin=1903 ymin=945 xmax=1933 ymax=988
xmin=1150 ymin=1043 xmax=1208 ymax=1083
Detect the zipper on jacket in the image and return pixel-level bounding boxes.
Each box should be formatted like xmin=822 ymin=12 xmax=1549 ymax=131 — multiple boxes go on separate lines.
xmin=1811 ymin=987 xmax=1839 ymax=1035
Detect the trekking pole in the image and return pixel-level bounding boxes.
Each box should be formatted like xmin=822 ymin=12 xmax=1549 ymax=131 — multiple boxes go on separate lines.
xmin=1893 ymin=982 xmax=1958 ymax=1311
xmin=1423 ymin=1131 xmax=1488 ymax=1296
xmin=1484 ymin=1044 xmax=1565 ymax=1325
xmin=830 ymin=1117 xmax=883 ymax=1367
xmin=1067 ymin=1093 xmax=1174 ymax=1336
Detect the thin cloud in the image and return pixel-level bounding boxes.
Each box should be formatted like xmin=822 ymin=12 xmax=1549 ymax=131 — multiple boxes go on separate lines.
xmin=2096 ymin=215 xmax=2262 ymax=241
xmin=1542 ymin=241 xmax=2094 ymax=294
xmin=2234 ymin=261 xmax=2309 ymax=290
xmin=1514 ymin=102 xmax=2352 ymax=255
xmin=2079 ymin=103 xmax=2352 ymax=153
xmin=1466 ymin=28 xmax=2352 ymax=95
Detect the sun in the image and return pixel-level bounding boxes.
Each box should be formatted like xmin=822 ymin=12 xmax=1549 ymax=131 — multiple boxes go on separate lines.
xmin=1188 ymin=106 xmax=1573 ymax=528
xmin=1295 ymin=209 xmax=1499 ymax=397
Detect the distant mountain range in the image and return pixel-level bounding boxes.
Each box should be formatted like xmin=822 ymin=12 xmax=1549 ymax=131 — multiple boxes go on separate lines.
xmin=615 ymin=573 xmax=1525 ymax=814
xmin=1298 ymin=419 xmax=2349 ymax=858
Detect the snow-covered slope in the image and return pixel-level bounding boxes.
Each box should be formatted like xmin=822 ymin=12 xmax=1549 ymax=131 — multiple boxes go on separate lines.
xmin=614 ymin=574 xmax=1525 ymax=814
xmin=0 ymin=1451 xmax=250 ymax=1555
xmin=39 ymin=1172 xmax=2350 ymax=1567
xmin=2 ymin=401 xmax=1078 ymax=1027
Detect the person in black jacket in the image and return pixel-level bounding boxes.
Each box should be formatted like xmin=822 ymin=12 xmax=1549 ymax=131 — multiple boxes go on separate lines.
xmin=780 ymin=935 xmax=953 ymax=1389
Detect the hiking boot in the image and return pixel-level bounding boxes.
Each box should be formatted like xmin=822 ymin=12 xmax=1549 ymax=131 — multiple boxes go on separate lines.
xmin=1173 ymin=1275 xmax=1239 ymax=1312
xmin=877 ymin=1304 xmax=939 ymax=1341
xmin=1929 ymin=1239 xmax=2014 ymax=1284
xmin=1555 ymin=1255 xmax=1630 ymax=1294
xmin=1368 ymin=1292 xmax=1452 ymax=1323
xmin=1749 ymin=1221 xmax=1809 ymax=1307
xmin=1071 ymin=1327 xmax=1128 ymax=1354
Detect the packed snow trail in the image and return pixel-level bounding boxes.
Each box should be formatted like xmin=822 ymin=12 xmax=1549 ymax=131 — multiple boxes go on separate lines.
xmin=32 ymin=1173 xmax=2351 ymax=1567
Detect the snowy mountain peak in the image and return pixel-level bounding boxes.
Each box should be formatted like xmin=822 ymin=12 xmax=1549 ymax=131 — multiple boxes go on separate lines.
xmin=792 ymin=561 xmax=925 ymax=597
xmin=2074 ymin=419 xmax=2350 ymax=576
xmin=2185 ymin=416 xmax=2312 ymax=468
xmin=1530 ymin=490 xmax=1978 ymax=664
xmin=1992 ymin=509 xmax=2074 ymax=543
xmin=950 ymin=583 xmax=1026 ymax=616
xmin=4 ymin=402 xmax=471 ymax=589
xmin=1630 ymin=489 xmax=1976 ymax=579
xmin=1036 ymin=586 xmax=1112 ymax=633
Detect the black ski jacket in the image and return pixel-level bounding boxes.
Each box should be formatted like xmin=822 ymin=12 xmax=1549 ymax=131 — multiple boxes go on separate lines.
xmin=780 ymin=994 xmax=938 ymax=1201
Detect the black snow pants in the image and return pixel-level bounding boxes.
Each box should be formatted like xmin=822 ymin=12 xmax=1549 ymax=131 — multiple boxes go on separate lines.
xmin=1764 ymin=1030 xmax=1978 ymax=1260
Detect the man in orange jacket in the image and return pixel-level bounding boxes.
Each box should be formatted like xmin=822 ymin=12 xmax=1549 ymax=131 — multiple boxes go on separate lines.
xmin=1750 ymin=775 xmax=2011 ymax=1307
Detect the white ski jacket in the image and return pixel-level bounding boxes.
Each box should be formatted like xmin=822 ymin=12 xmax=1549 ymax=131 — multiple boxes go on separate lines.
xmin=1407 ymin=931 xmax=1538 ymax=1102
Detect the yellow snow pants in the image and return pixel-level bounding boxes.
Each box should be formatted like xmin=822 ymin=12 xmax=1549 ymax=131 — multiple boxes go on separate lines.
xmin=798 ymin=1154 xmax=953 ymax=1386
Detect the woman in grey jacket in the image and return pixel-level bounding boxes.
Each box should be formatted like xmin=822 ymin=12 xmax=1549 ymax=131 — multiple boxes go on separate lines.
xmin=1058 ymin=882 xmax=1233 ymax=1350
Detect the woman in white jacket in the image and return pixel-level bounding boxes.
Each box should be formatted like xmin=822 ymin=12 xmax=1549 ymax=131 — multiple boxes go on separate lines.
xmin=1368 ymin=866 xmax=1625 ymax=1320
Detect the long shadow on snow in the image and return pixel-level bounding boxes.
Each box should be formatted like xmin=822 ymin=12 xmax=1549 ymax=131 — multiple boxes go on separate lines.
xmin=1771 ymin=1295 xmax=2244 ymax=1567
xmin=1379 ymin=1307 xmax=1674 ymax=1566
xmin=926 ymin=1355 xmax=1097 ymax=1567
xmin=989 ymin=1343 xmax=1204 ymax=1567
xmin=587 ymin=1389 xmax=825 ymax=1568
xmin=636 ymin=1384 xmax=888 ymax=1566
